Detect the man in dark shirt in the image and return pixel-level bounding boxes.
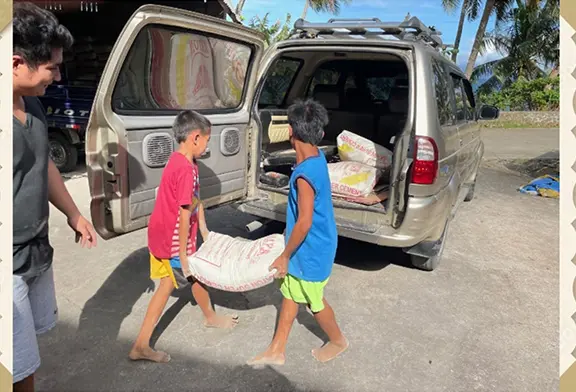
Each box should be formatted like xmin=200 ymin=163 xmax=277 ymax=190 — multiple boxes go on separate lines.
xmin=13 ymin=3 xmax=97 ymax=391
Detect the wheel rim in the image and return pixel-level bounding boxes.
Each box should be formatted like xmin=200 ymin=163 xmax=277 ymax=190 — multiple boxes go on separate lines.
xmin=49 ymin=140 xmax=67 ymax=168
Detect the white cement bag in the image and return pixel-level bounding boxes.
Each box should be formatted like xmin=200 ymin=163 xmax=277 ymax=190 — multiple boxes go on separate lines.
xmin=209 ymin=38 xmax=250 ymax=108
xmin=328 ymin=161 xmax=381 ymax=198
xmin=187 ymin=232 xmax=285 ymax=292
xmin=337 ymin=130 xmax=393 ymax=169
xmin=169 ymin=33 xmax=221 ymax=110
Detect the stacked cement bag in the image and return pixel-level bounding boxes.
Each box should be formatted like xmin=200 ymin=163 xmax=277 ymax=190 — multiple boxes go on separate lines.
xmin=209 ymin=38 xmax=251 ymax=108
xmin=168 ymin=33 xmax=221 ymax=110
xmin=187 ymin=232 xmax=285 ymax=292
xmin=329 ymin=130 xmax=393 ymax=198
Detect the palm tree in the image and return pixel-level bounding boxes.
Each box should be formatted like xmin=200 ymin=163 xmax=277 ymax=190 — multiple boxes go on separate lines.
xmin=300 ymin=0 xmax=351 ymax=20
xmin=248 ymin=13 xmax=293 ymax=46
xmin=464 ymin=0 xmax=548 ymax=78
xmin=442 ymin=0 xmax=482 ymax=62
xmin=472 ymin=0 xmax=559 ymax=93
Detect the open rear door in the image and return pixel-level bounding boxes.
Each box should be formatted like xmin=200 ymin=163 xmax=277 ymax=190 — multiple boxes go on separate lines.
xmin=86 ymin=5 xmax=265 ymax=239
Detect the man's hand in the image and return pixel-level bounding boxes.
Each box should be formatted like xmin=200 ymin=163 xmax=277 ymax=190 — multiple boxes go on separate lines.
xmin=269 ymin=254 xmax=289 ymax=279
xmin=67 ymin=214 xmax=97 ymax=248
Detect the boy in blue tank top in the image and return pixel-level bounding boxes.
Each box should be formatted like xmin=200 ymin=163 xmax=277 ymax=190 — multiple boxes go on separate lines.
xmin=248 ymin=99 xmax=348 ymax=366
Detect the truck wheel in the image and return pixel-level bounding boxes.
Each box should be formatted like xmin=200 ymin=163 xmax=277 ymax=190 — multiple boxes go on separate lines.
xmin=49 ymin=133 xmax=78 ymax=173
xmin=409 ymin=220 xmax=450 ymax=272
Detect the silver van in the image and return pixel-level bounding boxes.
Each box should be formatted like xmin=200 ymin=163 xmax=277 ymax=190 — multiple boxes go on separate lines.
xmin=86 ymin=5 xmax=499 ymax=272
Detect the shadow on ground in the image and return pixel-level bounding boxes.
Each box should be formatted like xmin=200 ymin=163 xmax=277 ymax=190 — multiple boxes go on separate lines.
xmin=76 ymin=219 xmax=405 ymax=363
xmin=38 ymin=321 xmax=317 ymax=392
xmin=503 ymin=149 xmax=559 ymax=178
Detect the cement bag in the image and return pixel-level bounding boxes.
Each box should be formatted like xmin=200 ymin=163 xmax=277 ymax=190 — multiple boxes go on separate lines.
xmin=169 ymin=33 xmax=221 ymax=110
xmin=187 ymin=232 xmax=285 ymax=292
xmin=209 ymin=38 xmax=250 ymax=108
xmin=328 ymin=161 xmax=381 ymax=198
xmin=337 ymin=130 xmax=393 ymax=169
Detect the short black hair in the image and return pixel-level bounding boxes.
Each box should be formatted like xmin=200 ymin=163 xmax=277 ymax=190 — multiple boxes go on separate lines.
xmin=13 ymin=2 xmax=74 ymax=68
xmin=287 ymin=99 xmax=329 ymax=145
xmin=173 ymin=110 xmax=212 ymax=143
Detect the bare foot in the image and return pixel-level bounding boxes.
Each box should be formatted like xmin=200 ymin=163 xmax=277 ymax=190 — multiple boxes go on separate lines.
xmin=204 ymin=314 xmax=239 ymax=329
xmin=311 ymin=338 xmax=349 ymax=363
xmin=247 ymin=349 xmax=286 ymax=367
xmin=129 ymin=346 xmax=171 ymax=363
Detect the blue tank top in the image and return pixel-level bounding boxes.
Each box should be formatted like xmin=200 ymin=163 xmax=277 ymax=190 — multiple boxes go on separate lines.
xmin=285 ymin=150 xmax=338 ymax=282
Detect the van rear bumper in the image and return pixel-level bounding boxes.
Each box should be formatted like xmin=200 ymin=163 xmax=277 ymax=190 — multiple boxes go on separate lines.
xmin=237 ymin=184 xmax=452 ymax=249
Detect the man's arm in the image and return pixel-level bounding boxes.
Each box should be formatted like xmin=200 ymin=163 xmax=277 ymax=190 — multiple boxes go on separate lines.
xmin=270 ymin=177 xmax=314 ymax=277
xmin=48 ymin=159 xmax=81 ymax=221
xmin=48 ymin=159 xmax=97 ymax=247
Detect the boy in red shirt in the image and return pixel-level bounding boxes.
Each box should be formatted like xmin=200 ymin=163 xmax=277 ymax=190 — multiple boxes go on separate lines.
xmin=129 ymin=110 xmax=239 ymax=363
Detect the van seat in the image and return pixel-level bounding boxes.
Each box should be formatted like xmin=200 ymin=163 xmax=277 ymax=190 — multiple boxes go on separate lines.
xmin=313 ymin=84 xmax=375 ymax=141
xmin=375 ymin=87 xmax=408 ymax=149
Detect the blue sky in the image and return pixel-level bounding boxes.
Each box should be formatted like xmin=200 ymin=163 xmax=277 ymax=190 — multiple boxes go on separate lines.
xmin=231 ymin=0 xmax=502 ymax=71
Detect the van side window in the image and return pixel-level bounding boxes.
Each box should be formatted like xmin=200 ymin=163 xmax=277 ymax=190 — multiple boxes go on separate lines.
xmin=308 ymin=67 xmax=341 ymax=96
xmin=432 ymin=61 xmax=452 ymax=126
xmin=451 ymin=75 xmax=467 ymax=122
xmin=462 ymin=79 xmax=476 ymax=120
xmin=112 ymin=25 xmax=252 ymax=113
xmin=259 ymin=57 xmax=302 ymax=108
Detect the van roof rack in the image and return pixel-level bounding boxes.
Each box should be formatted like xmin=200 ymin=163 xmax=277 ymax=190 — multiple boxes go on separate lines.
xmin=290 ymin=15 xmax=449 ymax=51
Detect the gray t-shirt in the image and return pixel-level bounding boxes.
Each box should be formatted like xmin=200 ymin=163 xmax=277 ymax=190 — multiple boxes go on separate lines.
xmin=13 ymin=96 xmax=53 ymax=278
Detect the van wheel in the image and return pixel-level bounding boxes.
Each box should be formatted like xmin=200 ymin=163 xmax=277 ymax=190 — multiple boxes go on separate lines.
xmin=464 ymin=182 xmax=476 ymax=202
xmin=49 ymin=133 xmax=78 ymax=173
xmin=409 ymin=220 xmax=450 ymax=271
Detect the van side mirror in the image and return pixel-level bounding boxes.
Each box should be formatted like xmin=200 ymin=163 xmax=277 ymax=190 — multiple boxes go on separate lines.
xmin=478 ymin=104 xmax=499 ymax=120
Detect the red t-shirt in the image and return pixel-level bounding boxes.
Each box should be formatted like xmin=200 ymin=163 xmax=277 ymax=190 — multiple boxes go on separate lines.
xmin=148 ymin=152 xmax=200 ymax=259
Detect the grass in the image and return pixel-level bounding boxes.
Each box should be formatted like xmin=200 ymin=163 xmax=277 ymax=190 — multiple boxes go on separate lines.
xmin=480 ymin=120 xmax=559 ymax=129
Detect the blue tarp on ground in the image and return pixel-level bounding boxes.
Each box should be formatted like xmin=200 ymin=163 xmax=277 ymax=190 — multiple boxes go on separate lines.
xmin=518 ymin=175 xmax=559 ymax=198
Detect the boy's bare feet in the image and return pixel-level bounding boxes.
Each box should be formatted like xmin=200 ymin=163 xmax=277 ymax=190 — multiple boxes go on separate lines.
xmin=129 ymin=346 xmax=171 ymax=363
xmin=204 ymin=314 xmax=239 ymax=329
xmin=311 ymin=338 xmax=349 ymax=363
xmin=246 ymin=349 xmax=286 ymax=366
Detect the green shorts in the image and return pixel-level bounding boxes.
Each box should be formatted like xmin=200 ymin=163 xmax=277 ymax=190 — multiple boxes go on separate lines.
xmin=280 ymin=274 xmax=329 ymax=313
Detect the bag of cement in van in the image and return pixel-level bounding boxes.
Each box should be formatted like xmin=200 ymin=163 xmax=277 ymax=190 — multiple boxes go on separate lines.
xmin=328 ymin=161 xmax=382 ymax=198
xmin=337 ymin=130 xmax=393 ymax=169
xmin=168 ymin=33 xmax=221 ymax=110
xmin=187 ymin=232 xmax=285 ymax=292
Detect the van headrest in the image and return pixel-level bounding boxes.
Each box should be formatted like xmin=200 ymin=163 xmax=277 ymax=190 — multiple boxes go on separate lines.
xmin=313 ymin=84 xmax=340 ymax=109
xmin=388 ymin=87 xmax=408 ymax=114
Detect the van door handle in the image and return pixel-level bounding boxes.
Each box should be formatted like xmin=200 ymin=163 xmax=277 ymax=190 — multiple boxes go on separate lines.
xmin=199 ymin=148 xmax=211 ymax=159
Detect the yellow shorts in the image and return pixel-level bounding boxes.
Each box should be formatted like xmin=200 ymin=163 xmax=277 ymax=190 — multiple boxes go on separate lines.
xmin=149 ymin=253 xmax=180 ymax=289
xmin=280 ymin=274 xmax=329 ymax=313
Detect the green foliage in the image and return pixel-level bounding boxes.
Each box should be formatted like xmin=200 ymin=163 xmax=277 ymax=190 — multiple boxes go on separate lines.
xmin=248 ymin=13 xmax=292 ymax=46
xmin=478 ymin=76 xmax=559 ymax=111
xmin=473 ymin=0 xmax=559 ymax=93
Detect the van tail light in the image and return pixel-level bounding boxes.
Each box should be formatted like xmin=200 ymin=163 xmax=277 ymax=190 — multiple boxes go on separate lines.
xmin=411 ymin=136 xmax=438 ymax=185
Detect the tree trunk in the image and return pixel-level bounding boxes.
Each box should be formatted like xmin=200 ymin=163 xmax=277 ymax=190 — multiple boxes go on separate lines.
xmin=465 ymin=0 xmax=495 ymax=78
xmin=301 ymin=0 xmax=310 ymax=19
xmin=235 ymin=0 xmax=246 ymax=16
xmin=451 ymin=0 xmax=468 ymax=63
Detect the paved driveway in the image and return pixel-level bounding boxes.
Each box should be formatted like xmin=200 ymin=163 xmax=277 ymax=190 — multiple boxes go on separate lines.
xmin=36 ymin=129 xmax=558 ymax=392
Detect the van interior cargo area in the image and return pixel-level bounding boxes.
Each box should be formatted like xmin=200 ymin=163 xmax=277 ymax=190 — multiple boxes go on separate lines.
xmin=256 ymin=52 xmax=409 ymax=213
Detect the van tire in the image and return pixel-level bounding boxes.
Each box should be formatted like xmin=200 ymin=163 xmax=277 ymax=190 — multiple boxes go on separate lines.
xmin=409 ymin=220 xmax=450 ymax=271
xmin=49 ymin=132 xmax=78 ymax=173
xmin=464 ymin=182 xmax=476 ymax=202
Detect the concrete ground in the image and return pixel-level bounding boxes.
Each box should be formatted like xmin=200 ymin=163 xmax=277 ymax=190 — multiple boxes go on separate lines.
xmin=36 ymin=129 xmax=558 ymax=392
